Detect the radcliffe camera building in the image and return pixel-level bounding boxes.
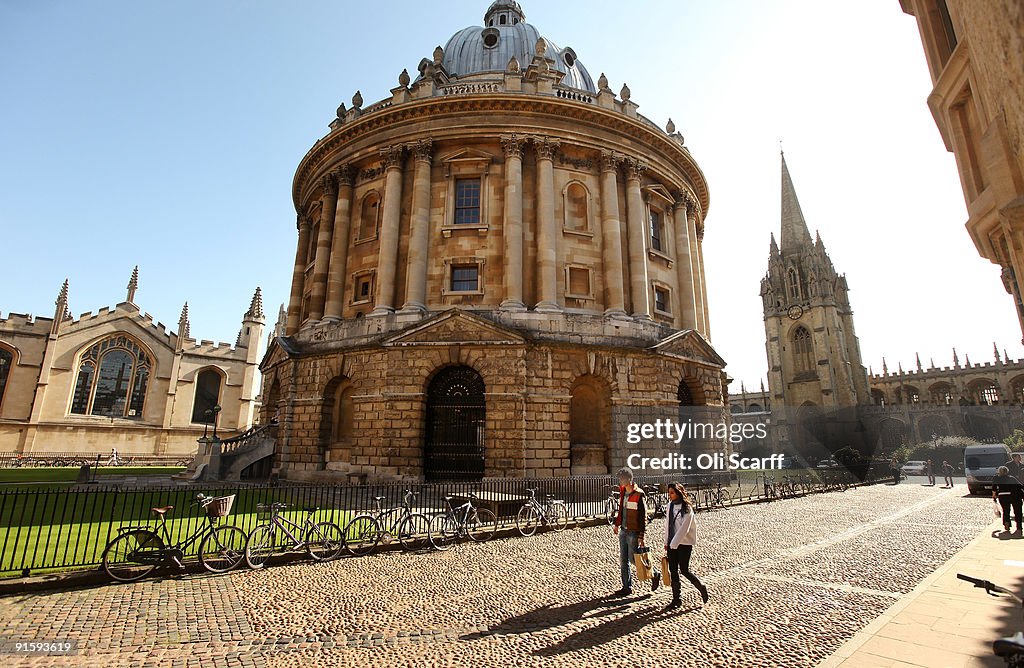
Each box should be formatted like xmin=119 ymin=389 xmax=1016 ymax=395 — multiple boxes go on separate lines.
xmin=260 ymin=1 xmax=729 ymax=483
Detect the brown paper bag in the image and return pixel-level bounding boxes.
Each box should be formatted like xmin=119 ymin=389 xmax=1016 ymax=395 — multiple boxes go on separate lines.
xmin=661 ymin=556 xmax=671 ymax=585
xmin=634 ymin=551 xmax=653 ymax=581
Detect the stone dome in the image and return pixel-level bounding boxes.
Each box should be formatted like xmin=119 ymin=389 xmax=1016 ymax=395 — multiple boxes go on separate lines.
xmin=439 ymin=2 xmax=596 ymax=93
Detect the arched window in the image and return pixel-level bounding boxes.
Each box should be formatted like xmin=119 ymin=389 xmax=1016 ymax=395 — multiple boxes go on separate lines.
xmin=564 ymin=182 xmax=589 ymax=232
xmin=359 ymin=192 xmax=380 ymax=240
xmin=0 ymin=346 xmax=12 ymax=410
xmin=792 ymin=326 xmax=814 ymax=374
xmin=70 ymin=335 xmax=152 ymax=419
xmin=787 ymin=267 xmax=801 ymax=300
xmin=191 ymin=369 xmax=222 ymax=423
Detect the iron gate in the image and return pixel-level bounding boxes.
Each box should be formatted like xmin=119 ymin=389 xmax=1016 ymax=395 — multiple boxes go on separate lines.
xmin=424 ymin=366 xmax=486 ymax=481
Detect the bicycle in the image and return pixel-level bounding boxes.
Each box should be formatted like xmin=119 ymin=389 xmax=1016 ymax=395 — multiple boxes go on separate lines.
xmin=516 ymin=488 xmax=569 ymax=536
xmin=958 ymin=574 xmax=1024 ymax=666
xmin=702 ymin=480 xmax=728 ymax=508
xmin=102 ymin=494 xmax=246 ymax=583
xmin=603 ymin=485 xmax=620 ymax=524
xmin=429 ymin=494 xmax=497 ymax=550
xmin=642 ymin=484 xmax=668 ymax=517
xmin=338 ymin=490 xmax=429 ymax=557
xmin=244 ymin=502 xmax=344 ymax=569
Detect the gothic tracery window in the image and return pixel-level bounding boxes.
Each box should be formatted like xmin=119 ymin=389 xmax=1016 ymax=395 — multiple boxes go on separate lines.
xmin=191 ymin=369 xmax=223 ymax=423
xmin=792 ymin=326 xmax=814 ymax=374
xmin=70 ymin=335 xmax=152 ymax=419
xmin=787 ymin=268 xmax=801 ymax=300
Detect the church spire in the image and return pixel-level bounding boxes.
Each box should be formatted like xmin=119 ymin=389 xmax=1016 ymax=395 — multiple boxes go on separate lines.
xmin=245 ymin=287 xmax=265 ymax=321
xmin=178 ymin=302 xmax=190 ymax=340
xmin=780 ymin=152 xmax=814 ymax=250
xmin=126 ymin=265 xmax=139 ymax=304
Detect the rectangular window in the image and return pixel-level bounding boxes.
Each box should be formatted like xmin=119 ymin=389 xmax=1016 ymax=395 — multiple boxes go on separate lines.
xmin=654 ymin=287 xmax=669 ymax=314
xmin=454 ymin=178 xmax=482 ymax=225
xmin=650 ymin=210 xmax=663 ymax=252
xmin=567 ymin=267 xmax=591 ymax=297
xmin=450 ymin=265 xmax=479 ymax=292
xmin=353 ymin=274 xmax=373 ymax=303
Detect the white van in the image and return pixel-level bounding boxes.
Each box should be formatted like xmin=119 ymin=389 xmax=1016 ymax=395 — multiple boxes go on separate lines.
xmin=964 ymin=443 xmax=1012 ymax=495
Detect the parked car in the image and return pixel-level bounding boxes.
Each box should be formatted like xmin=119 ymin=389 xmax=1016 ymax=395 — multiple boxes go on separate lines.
xmin=816 ymin=459 xmax=838 ymax=469
xmin=900 ymin=460 xmax=928 ymax=476
xmin=965 ymin=444 xmax=1012 ymax=495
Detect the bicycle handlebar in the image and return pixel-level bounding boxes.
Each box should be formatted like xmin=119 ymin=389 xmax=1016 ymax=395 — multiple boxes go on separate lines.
xmin=958 ymin=573 xmax=1024 ymax=605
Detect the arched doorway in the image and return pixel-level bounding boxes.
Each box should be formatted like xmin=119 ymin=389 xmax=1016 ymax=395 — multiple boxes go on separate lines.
xmin=320 ymin=376 xmax=354 ymax=468
xmin=424 ymin=366 xmax=486 ymax=481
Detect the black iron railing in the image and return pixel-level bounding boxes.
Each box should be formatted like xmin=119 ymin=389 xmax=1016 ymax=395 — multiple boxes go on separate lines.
xmin=0 ymin=469 xmax=881 ymax=577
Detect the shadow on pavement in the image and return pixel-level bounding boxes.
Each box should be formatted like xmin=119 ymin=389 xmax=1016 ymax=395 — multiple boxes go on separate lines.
xmin=532 ymin=600 xmax=698 ymax=656
xmin=460 ymin=593 xmax=636 ymax=641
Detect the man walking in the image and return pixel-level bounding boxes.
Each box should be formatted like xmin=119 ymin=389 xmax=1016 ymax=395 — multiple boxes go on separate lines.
xmin=1005 ymin=452 xmax=1024 ymax=480
xmin=925 ymin=459 xmax=936 ymax=486
xmin=942 ymin=460 xmax=955 ymax=488
xmin=612 ymin=468 xmax=659 ymax=596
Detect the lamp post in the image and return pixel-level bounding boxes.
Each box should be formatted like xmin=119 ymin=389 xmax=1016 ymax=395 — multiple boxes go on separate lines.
xmin=211 ymin=405 xmax=222 ymax=440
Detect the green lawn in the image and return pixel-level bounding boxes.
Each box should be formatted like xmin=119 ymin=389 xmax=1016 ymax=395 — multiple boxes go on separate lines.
xmin=0 ymin=486 xmax=352 ymax=576
xmin=0 ymin=466 xmax=184 ymax=485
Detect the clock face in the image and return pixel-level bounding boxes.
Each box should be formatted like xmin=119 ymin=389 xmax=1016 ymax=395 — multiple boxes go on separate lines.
xmin=787 ymin=305 xmax=804 ymax=320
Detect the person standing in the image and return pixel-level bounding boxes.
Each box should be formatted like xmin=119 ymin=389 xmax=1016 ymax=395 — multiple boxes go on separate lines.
xmin=663 ymin=482 xmax=708 ymax=610
xmin=992 ymin=466 xmax=1023 ymax=535
xmin=612 ymin=468 xmax=658 ymax=596
xmin=890 ymin=457 xmax=901 ymax=485
xmin=1005 ymin=453 xmax=1024 ymax=480
xmin=941 ymin=460 xmax=955 ymax=488
xmin=925 ymin=459 xmax=936 ymax=486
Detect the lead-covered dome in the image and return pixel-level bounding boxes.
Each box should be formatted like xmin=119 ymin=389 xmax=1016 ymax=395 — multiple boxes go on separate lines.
xmin=439 ymin=1 xmax=596 ymax=93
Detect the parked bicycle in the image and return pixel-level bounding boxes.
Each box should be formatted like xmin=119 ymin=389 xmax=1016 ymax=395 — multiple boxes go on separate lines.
xmin=642 ymin=484 xmax=668 ymax=517
xmin=102 ymin=493 xmax=246 ymax=582
xmin=368 ymin=489 xmax=432 ymax=552
xmin=516 ymin=488 xmax=568 ymax=536
xmin=958 ymin=573 xmax=1024 ymax=666
xmin=603 ymin=484 xmax=620 ymax=524
xmin=429 ymin=494 xmax=497 ymax=550
xmin=244 ymin=502 xmax=344 ymax=569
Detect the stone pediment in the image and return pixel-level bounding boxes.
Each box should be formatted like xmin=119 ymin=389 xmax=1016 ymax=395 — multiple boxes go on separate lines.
xmin=383 ymin=310 xmax=526 ymax=347
xmin=259 ymin=336 xmax=294 ymax=370
xmin=651 ymin=329 xmax=726 ymax=368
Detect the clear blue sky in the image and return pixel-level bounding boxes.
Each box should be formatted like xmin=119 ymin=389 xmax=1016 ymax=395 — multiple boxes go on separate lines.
xmin=1 ymin=1 xmax=1018 ymax=386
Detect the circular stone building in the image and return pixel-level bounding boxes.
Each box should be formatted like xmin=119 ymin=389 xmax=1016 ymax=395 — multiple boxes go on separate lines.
xmin=261 ymin=1 xmax=728 ymax=482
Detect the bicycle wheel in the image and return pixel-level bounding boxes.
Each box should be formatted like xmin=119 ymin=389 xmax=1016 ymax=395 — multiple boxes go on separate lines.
xmin=306 ymin=521 xmax=344 ymax=561
xmin=516 ymin=504 xmax=541 ymax=537
xmin=428 ymin=514 xmax=458 ymax=551
xmin=103 ymin=529 xmax=163 ymax=583
xmin=549 ymin=502 xmax=569 ymax=531
xmin=199 ymin=525 xmax=247 ymax=573
xmin=376 ymin=508 xmax=402 ymax=541
xmin=466 ymin=508 xmax=497 ymax=542
xmin=245 ymin=523 xmax=277 ymax=569
xmin=396 ymin=514 xmax=431 ymax=551
xmin=343 ymin=514 xmax=381 ymax=557
xmin=604 ymin=499 xmax=618 ymax=525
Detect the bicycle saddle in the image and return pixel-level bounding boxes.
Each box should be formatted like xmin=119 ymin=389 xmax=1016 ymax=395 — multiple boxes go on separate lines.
xmin=304 ymin=506 xmax=320 ymax=513
xmin=443 ymin=495 xmax=454 ymax=502
xmin=995 ymin=632 xmax=1024 ymax=657
xmin=151 ymin=506 xmax=174 ymax=515
xmin=373 ymin=496 xmax=386 ymax=502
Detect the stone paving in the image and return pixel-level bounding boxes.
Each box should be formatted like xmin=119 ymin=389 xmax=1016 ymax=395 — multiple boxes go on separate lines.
xmin=0 ymin=483 xmax=994 ymax=667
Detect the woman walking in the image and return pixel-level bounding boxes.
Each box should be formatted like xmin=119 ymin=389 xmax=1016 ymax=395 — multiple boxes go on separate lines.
xmin=663 ymin=482 xmax=709 ymax=610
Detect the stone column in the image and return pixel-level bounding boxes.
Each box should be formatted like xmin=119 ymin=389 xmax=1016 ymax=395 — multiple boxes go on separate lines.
xmin=371 ymin=145 xmax=406 ymax=317
xmin=696 ymin=219 xmax=711 ymax=338
xmin=623 ymin=158 xmax=651 ymax=320
xmin=324 ymin=165 xmax=354 ymax=320
xmin=401 ymin=140 xmax=434 ymax=314
xmin=285 ymin=215 xmax=312 ymax=335
xmin=672 ymin=191 xmax=698 ymax=330
xmin=534 ymin=137 xmax=561 ymax=312
xmin=308 ymin=174 xmax=339 ymax=321
xmin=500 ymin=134 xmax=526 ymax=311
xmin=600 ymin=151 xmax=627 ymax=318
xmin=687 ymin=204 xmax=707 ymax=336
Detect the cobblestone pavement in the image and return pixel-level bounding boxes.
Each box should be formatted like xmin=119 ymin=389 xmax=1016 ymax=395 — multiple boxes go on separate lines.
xmin=0 ymin=483 xmax=993 ymax=667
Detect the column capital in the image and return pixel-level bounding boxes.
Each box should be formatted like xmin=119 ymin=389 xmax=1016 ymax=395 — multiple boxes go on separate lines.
xmin=533 ymin=136 xmax=560 ymax=161
xmin=671 ymin=189 xmax=695 ymax=213
xmin=621 ymin=156 xmax=647 ymax=181
xmin=410 ymin=138 xmax=434 ymax=164
xmin=334 ymin=164 xmax=355 ymax=187
xmin=321 ymin=173 xmax=338 ymax=196
xmin=600 ymin=150 xmax=619 ymax=173
xmin=500 ymin=134 xmax=526 ymax=159
xmin=696 ymin=221 xmax=705 ymax=242
xmin=380 ymin=145 xmax=407 ymax=170
xmin=296 ymin=213 xmax=312 ymax=231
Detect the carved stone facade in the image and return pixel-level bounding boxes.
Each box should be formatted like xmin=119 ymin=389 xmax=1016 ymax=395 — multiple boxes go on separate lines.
xmin=260 ymin=1 xmax=727 ymax=482
xmin=901 ymin=0 xmax=1024 ymax=339
xmin=0 ymin=273 xmax=264 ymax=456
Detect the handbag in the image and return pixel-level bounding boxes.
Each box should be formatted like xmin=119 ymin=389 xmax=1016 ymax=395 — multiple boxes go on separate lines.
xmin=634 ymin=546 xmax=653 ymax=581
xmin=661 ymin=556 xmax=671 ymax=585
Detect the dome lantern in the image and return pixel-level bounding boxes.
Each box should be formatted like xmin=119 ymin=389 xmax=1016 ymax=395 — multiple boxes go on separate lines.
xmin=485 ymin=0 xmax=525 ymax=27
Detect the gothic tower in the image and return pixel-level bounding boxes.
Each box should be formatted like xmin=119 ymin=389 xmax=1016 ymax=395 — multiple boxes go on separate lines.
xmin=761 ymin=153 xmax=870 ymax=452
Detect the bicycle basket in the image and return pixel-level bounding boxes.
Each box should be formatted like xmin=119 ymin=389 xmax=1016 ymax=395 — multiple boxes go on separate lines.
xmin=205 ymin=495 xmax=235 ymax=518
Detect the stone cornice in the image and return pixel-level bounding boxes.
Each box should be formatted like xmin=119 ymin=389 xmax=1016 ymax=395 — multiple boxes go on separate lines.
xmin=293 ymin=94 xmax=711 ymax=215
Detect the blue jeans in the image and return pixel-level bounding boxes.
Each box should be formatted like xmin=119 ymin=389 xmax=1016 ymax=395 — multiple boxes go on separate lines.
xmin=618 ymin=529 xmax=639 ymax=590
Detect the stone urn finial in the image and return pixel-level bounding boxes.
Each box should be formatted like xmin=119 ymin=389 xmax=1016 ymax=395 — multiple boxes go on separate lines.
xmin=597 ymin=72 xmax=609 ymax=90
xmin=352 ymin=90 xmax=363 ymax=109
xmin=507 ymin=55 xmax=520 ymax=73
xmin=433 ymin=45 xmax=444 ymax=64
xmin=535 ymin=37 xmax=546 ymax=57
xmin=620 ymin=83 xmax=631 ymax=101
xmin=398 ymin=68 xmax=410 ymax=87
xmin=666 ymin=118 xmax=676 ymax=134
xmin=336 ymin=102 xmax=347 ymax=119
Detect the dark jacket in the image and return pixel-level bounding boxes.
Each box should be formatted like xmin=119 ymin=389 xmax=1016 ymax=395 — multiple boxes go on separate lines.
xmin=1005 ymin=459 xmax=1024 ymax=480
xmin=615 ymin=486 xmax=647 ymax=537
xmin=993 ymin=474 xmax=1023 ymax=500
